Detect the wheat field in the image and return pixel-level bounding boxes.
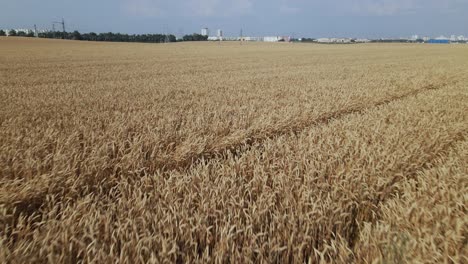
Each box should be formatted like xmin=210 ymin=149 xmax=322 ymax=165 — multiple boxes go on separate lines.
xmin=0 ymin=37 xmax=467 ymax=263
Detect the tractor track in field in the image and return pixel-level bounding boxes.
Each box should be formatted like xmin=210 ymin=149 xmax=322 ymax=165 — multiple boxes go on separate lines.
xmin=345 ymin=132 xmax=467 ymax=251
xmin=159 ymin=76 xmax=464 ymax=172
xmin=0 ymin=75 xmax=465 ymax=233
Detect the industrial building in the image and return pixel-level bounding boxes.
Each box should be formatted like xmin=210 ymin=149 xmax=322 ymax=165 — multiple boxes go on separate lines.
xmin=201 ymin=28 xmax=209 ymax=36
xmin=428 ymin=39 xmax=449 ymax=44
xmin=263 ymin=36 xmax=282 ymax=42
xmin=3 ymin=28 xmax=34 ymax=36
xmin=316 ymin=38 xmax=352 ymax=43
xmin=428 ymin=36 xmax=450 ymax=44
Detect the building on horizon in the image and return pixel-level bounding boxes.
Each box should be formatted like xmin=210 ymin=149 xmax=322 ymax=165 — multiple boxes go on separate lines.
xmin=428 ymin=36 xmax=450 ymax=44
xmin=2 ymin=28 xmax=34 ymax=36
xmin=316 ymin=38 xmax=352 ymax=43
xmin=201 ymin=28 xmax=209 ymax=36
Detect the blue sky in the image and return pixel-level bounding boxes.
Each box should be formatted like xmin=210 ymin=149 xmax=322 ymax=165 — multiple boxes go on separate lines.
xmin=1 ymin=0 xmax=468 ymax=38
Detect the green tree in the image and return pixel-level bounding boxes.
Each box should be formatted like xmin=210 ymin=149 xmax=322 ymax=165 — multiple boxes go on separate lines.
xmin=183 ymin=33 xmax=208 ymax=41
xmin=0 ymin=30 xmax=5 ymax=36
xmin=72 ymin=30 xmax=82 ymax=40
xmin=8 ymin=29 xmax=17 ymax=36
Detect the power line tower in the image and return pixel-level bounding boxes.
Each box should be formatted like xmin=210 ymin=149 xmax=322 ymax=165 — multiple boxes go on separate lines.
xmin=52 ymin=18 xmax=66 ymax=39
xmin=61 ymin=18 xmax=66 ymax=32
xmin=165 ymin=29 xmax=170 ymax=43
xmin=53 ymin=18 xmax=66 ymax=33
xmin=240 ymin=28 xmax=243 ymax=45
xmin=177 ymin=28 xmax=184 ymax=40
xmin=162 ymin=24 xmax=170 ymax=43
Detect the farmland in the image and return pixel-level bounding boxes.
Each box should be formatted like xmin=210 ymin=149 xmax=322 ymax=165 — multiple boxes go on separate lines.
xmin=0 ymin=37 xmax=467 ymax=263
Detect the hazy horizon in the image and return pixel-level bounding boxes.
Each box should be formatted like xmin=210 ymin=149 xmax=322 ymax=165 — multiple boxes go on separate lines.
xmin=1 ymin=0 xmax=468 ymax=38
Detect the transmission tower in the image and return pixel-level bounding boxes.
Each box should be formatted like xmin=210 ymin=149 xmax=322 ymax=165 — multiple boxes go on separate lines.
xmin=52 ymin=18 xmax=66 ymax=33
xmin=165 ymin=32 xmax=170 ymax=43
xmin=52 ymin=18 xmax=66 ymax=39
xmin=240 ymin=28 xmax=243 ymax=45
xmin=177 ymin=28 xmax=184 ymax=40
xmin=165 ymin=25 xmax=172 ymax=43
xmin=52 ymin=23 xmax=56 ymax=38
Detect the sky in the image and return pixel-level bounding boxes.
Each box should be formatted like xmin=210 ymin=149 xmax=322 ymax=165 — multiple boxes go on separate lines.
xmin=1 ymin=0 xmax=468 ymax=38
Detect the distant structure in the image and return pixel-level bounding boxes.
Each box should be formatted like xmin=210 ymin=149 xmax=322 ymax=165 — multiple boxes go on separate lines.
xmin=163 ymin=24 xmax=170 ymax=43
xmin=201 ymin=28 xmax=209 ymax=36
xmin=52 ymin=18 xmax=66 ymax=33
xmin=316 ymin=38 xmax=352 ymax=43
xmin=3 ymin=28 xmax=34 ymax=36
xmin=428 ymin=36 xmax=450 ymax=44
xmin=207 ymin=29 xmax=225 ymax=41
xmin=263 ymin=36 xmax=282 ymax=42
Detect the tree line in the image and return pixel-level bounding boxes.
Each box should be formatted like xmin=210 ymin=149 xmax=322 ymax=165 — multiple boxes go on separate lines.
xmin=0 ymin=29 xmax=208 ymax=43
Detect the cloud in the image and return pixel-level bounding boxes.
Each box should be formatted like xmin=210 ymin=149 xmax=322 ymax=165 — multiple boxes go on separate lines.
xmin=119 ymin=0 xmax=467 ymax=19
xmin=121 ymin=0 xmax=165 ymax=17
xmin=279 ymin=5 xmax=301 ymax=15
xmin=120 ymin=0 xmax=253 ymax=17
xmin=188 ymin=0 xmax=253 ymax=16
xmin=344 ymin=0 xmax=466 ymax=16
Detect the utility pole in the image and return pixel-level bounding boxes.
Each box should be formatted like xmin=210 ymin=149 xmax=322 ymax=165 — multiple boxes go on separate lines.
xmin=162 ymin=24 xmax=170 ymax=43
xmin=177 ymin=28 xmax=184 ymax=41
xmin=52 ymin=18 xmax=66 ymax=39
xmin=62 ymin=18 xmax=66 ymax=33
xmin=240 ymin=28 xmax=243 ymax=45
xmin=164 ymin=25 xmax=170 ymax=43
xmin=53 ymin=18 xmax=65 ymax=33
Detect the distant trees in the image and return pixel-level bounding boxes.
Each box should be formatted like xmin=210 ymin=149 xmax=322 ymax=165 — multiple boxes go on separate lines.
xmin=0 ymin=30 xmax=5 ymax=36
xmin=36 ymin=30 xmax=177 ymax=43
xmin=72 ymin=31 xmax=82 ymax=40
xmin=2 ymin=29 xmax=204 ymax=44
xmin=182 ymin=33 xmax=208 ymax=41
xmin=300 ymin=38 xmax=316 ymax=43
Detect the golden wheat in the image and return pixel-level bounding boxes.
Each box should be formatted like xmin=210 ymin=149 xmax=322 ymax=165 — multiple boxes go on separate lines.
xmin=0 ymin=37 xmax=467 ymax=263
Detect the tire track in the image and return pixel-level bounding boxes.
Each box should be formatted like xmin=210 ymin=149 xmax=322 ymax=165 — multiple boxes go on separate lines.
xmin=346 ymin=132 xmax=467 ymax=250
xmin=0 ymin=75 xmax=464 ymax=226
xmin=159 ymin=77 xmax=460 ymax=172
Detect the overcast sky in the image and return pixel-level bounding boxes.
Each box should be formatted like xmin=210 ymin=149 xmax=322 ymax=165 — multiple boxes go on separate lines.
xmin=1 ymin=0 xmax=467 ymax=38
